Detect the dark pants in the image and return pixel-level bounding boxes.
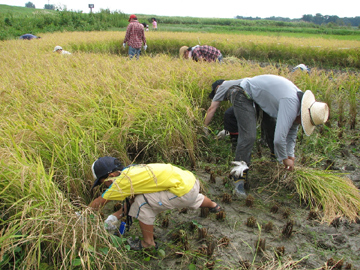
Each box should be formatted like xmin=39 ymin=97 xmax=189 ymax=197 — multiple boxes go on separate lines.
xmin=224 ymin=107 xmax=238 ymax=134
xmin=223 ymin=106 xmax=275 ymax=156
xmin=228 ymin=86 xmax=276 ymax=164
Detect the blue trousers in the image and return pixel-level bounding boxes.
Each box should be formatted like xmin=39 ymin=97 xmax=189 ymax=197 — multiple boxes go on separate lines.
xmin=128 ymin=46 xmax=141 ymax=59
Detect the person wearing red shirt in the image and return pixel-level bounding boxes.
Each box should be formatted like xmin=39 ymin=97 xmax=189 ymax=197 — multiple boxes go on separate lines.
xmin=180 ymin=45 xmax=223 ymax=63
xmin=123 ymin=15 xmax=147 ymax=59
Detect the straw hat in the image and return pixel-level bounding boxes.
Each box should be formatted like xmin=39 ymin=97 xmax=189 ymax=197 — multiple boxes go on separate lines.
xmin=301 ymin=90 xmax=329 ymax=136
xmin=179 ymin=46 xmax=189 ymax=58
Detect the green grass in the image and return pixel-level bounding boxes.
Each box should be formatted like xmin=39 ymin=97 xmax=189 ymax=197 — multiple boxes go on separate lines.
xmin=2 ymin=4 xmax=360 ymax=41
xmin=0 ymin=4 xmax=56 ymax=16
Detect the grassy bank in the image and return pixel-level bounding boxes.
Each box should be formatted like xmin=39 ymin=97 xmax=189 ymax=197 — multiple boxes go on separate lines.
xmin=0 ymin=5 xmax=128 ymax=40
xmin=2 ymin=4 xmax=360 ymax=41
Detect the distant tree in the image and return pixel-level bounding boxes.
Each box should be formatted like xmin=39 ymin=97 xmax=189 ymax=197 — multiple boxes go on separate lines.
xmin=325 ymin=15 xmax=339 ymax=24
xmin=313 ymin=13 xmax=324 ymax=25
xmin=25 ymin=2 xmax=35 ymax=8
xmin=44 ymin=4 xmax=55 ymax=10
xmin=301 ymin=14 xmax=313 ymax=22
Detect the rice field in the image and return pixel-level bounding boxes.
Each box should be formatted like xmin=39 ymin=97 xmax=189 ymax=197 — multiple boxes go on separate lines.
xmin=1 ymin=31 xmax=359 ymax=269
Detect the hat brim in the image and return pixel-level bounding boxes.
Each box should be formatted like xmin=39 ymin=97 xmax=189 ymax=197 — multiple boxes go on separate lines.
xmin=301 ymin=90 xmax=316 ymax=136
xmin=91 ymin=177 xmax=102 ymax=190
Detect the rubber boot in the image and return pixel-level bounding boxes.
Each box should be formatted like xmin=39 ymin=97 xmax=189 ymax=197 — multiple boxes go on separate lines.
xmin=233 ymin=178 xmax=247 ymax=197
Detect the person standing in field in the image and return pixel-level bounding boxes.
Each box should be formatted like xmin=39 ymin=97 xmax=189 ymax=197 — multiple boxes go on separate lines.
xmin=151 ymin=18 xmax=157 ymax=30
xmin=204 ymin=75 xmax=329 ymax=196
xmin=179 ymin=45 xmax=223 ymax=63
xmin=123 ymin=15 xmax=147 ymax=59
xmin=88 ymin=156 xmax=222 ymax=250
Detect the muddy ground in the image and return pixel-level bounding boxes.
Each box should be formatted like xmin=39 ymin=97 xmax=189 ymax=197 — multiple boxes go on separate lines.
xmin=106 ymin=153 xmax=360 ymax=270
xmin=149 ymin=172 xmax=359 ymax=269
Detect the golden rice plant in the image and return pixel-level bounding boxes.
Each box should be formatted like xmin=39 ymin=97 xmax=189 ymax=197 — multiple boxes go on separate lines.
xmin=0 ymin=152 xmax=140 ymax=269
xmin=291 ymin=168 xmax=360 ymax=223
xmin=254 ymin=162 xmax=360 ymax=223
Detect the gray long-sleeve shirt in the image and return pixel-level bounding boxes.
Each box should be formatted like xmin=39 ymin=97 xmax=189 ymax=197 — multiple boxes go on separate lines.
xmin=213 ymin=75 xmax=302 ymax=161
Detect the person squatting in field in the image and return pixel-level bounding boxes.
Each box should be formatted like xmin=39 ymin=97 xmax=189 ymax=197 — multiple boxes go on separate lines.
xmin=88 ymin=156 xmax=222 ymax=250
xmin=204 ymin=74 xmax=329 ymax=196
xmin=53 ymin=45 xmax=71 ymax=55
xmin=19 ymin=33 xmax=41 ymax=40
xmin=123 ymin=15 xmax=147 ymax=59
xmin=179 ymin=45 xmax=223 ymax=63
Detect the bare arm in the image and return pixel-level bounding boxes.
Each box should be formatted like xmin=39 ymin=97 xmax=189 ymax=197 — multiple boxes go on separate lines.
xmin=204 ymin=101 xmax=221 ymax=126
xmin=89 ymin=196 xmax=108 ymax=210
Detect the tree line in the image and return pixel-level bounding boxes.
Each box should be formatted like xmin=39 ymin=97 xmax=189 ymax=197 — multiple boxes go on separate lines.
xmin=236 ymin=13 xmax=360 ymax=27
xmin=24 ymin=1 xmax=360 ymax=27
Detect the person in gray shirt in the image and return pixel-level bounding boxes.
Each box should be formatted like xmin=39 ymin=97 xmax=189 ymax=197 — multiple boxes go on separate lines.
xmin=205 ymin=75 xmax=329 ymax=195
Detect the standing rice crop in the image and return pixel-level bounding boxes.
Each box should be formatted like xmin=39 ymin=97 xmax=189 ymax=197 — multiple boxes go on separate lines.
xmin=1 ymin=31 xmax=359 ymax=268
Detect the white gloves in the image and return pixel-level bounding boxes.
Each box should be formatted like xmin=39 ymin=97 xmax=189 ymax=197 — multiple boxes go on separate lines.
xmin=122 ymin=43 xmax=126 ymax=48
xmin=216 ymin=129 xmax=229 ymax=140
xmin=230 ymin=161 xmax=249 ymax=178
xmin=104 ymin=214 xmax=118 ymax=232
xmin=143 ymin=45 xmax=147 ymax=51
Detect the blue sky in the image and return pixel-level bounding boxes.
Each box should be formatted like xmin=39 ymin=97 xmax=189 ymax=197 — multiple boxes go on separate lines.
xmin=2 ymin=0 xmax=358 ymax=19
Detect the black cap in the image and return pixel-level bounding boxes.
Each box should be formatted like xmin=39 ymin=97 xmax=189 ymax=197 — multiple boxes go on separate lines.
xmin=91 ymin=156 xmax=124 ymax=189
xmin=209 ymin=80 xmax=225 ymax=99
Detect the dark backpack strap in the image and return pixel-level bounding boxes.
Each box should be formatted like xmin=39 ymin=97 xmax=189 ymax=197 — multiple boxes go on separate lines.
xmin=123 ymin=197 xmax=133 ymax=231
xmin=297 ymin=91 xmax=304 ymax=102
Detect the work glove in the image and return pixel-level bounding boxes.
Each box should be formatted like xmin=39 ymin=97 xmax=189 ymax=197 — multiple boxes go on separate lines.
xmin=216 ymin=129 xmax=229 ymax=140
xmin=230 ymin=161 xmax=249 ymax=178
xmin=143 ymin=45 xmax=147 ymax=51
xmin=104 ymin=214 xmax=118 ymax=232
xmin=122 ymin=43 xmax=126 ymax=48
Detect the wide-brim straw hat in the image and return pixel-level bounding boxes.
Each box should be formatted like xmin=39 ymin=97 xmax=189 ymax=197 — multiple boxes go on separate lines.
xmin=179 ymin=46 xmax=189 ymax=58
xmin=301 ymin=90 xmax=329 ymax=136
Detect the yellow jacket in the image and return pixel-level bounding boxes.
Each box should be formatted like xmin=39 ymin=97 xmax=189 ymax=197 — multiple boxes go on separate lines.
xmin=102 ymin=164 xmax=196 ymax=201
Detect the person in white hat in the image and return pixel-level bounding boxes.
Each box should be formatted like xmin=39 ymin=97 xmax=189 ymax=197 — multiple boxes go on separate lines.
xmin=88 ymin=156 xmax=222 ymax=250
xmin=204 ymin=74 xmax=329 ymax=196
xmin=53 ymin=45 xmax=71 ymax=55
